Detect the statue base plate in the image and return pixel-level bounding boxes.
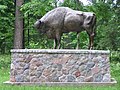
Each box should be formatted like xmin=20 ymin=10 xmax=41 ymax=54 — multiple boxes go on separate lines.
xmin=4 ymin=78 xmax=117 ymax=86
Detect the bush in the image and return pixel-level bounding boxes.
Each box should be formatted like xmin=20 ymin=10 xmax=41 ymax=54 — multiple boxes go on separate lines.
xmin=110 ymin=51 xmax=120 ymax=62
xmin=0 ymin=55 xmax=11 ymax=69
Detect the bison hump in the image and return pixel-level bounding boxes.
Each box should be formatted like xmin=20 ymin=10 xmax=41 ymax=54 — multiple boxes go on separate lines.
xmin=40 ymin=7 xmax=67 ymax=26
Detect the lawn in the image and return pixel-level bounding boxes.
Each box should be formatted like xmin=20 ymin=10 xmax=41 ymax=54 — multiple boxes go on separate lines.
xmin=0 ymin=55 xmax=120 ymax=90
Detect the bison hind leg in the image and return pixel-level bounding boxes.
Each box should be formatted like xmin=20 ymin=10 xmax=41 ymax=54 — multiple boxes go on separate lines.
xmin=53 ymin=31 xmax=62 ymax=49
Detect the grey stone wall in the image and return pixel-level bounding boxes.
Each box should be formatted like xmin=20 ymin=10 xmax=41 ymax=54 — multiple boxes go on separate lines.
xmin=10 ymin=49 xmax=111 ymax=82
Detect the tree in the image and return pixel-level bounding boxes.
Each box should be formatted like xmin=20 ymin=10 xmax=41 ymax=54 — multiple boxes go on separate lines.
xmin=14 ymin=0 xmax=24 ymax=49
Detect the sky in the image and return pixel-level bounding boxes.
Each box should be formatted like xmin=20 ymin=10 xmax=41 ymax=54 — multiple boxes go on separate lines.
xmin=58 ymin=0 xmax=117 ymax=6
xmin=80 ymin=0 xmax=92 ymax=5
xmin=58 ymin=0 xmax=92 ymax=6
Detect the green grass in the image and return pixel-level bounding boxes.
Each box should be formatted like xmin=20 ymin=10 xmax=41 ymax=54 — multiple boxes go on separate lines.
xmin=0 ymin=55 xmax=120 ymax=90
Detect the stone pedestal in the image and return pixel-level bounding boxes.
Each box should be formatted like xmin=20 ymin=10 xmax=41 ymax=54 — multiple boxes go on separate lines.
xmin=5 ymin=49 xmax=116 ymax=85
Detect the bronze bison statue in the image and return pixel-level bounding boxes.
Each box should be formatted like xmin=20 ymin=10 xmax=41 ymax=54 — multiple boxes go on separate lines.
xmin=34 ymin=7 xmax=96 ymax=49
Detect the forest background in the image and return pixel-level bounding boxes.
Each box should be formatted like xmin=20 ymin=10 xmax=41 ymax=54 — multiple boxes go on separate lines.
xmin=0 ymin=0 xmax=119 ymax=68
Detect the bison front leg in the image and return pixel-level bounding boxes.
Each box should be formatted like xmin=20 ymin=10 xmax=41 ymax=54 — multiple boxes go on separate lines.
xmin=54 ymin=31 xmax=62 ymax=49
xmin=53 ymin=38 xmax=61 ymax=49
xmin=56 ymin=34 xmax=62 ymax=49
xmin=76 ymin=32 xmax=80 ymax=49
xmin=54 ymin=38 xmax=58 ymax=49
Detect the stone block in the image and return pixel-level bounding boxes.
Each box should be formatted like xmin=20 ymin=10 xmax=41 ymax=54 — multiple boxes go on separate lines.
xmin=9 ymin=49 xmax=112 ymax=83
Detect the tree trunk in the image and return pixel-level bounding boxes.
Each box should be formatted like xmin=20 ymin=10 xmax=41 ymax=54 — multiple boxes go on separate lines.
xmin=14 ymin=0 xmax=24 ymax=49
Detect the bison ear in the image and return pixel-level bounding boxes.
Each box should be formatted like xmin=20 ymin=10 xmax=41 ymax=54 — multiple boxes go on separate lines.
xmin=39 ymin=20 xmax=44 ymax=26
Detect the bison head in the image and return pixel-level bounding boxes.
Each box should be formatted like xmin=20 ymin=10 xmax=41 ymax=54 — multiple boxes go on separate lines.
xmin=34 ymin=20 xmax=46 ymax=33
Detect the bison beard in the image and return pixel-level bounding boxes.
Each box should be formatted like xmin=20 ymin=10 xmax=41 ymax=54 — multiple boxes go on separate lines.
xmin=34 ymin=7 xmax=96 ymax=49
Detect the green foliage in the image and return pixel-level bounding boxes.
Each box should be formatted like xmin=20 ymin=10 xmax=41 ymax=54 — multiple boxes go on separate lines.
xmin=0 ymin=5 xmax=7 ymax=10
xmin=0 ymin=0 xmax=14 ymax=53
xmin=111 ymin=62 xmax=120 ymax=77
xmin=110 ymin=51 xmax=120 ymax=62
xmin=0 ymin=54 xmax=11 ymax=69
xmin=21 ymin=0 xmax=54 ymax=17
xmin=61 ymin=0 xmax=84 ymax=10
